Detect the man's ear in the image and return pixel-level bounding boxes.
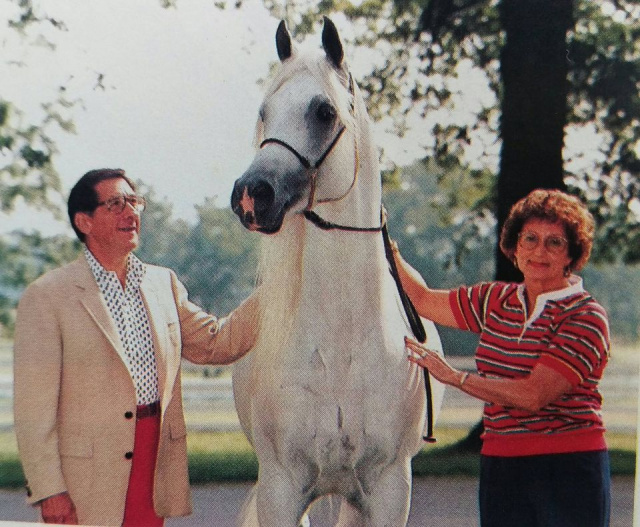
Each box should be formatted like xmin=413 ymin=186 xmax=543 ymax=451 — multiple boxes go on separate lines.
xmin=74 ymin=212 xmax=93 ymax=237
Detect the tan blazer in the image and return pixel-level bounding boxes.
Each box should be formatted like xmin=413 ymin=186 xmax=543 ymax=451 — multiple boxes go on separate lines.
xmin=13 ymin=255 xmax=256 ymax=526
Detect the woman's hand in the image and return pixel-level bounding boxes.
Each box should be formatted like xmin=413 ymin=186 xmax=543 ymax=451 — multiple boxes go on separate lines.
xmin=405 ymin=336 xmax=464 ymax=387
xmin=391 ymin=244 xmax=458 ymax=328
xmin=406 ymin=336 xmax=573 ymax=412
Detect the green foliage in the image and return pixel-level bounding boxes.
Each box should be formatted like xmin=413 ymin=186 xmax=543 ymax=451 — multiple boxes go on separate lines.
xmin=264 ymin=0 xmax=640 ymax=264
xmin=0 ymin=441 xmax=632 ymax=488
xmin=188 ymin=451 xmax=258 ymax=483
xmin=0 ymin=99 xmax=67 ymax=214
xmin=136 ymin=187 xmax=259 ymax=316
xmin=384 ymin=159 xmax=492 ymax=355
xmin=0 ymin=456 xmax=25 ymax=488
xmin=1 ymin=1 xmax=78 ymax=215
xmin=0 ymin=232 xmax=81 ymax=334
xmin=583 ymin=264 xmax=640 ymax=343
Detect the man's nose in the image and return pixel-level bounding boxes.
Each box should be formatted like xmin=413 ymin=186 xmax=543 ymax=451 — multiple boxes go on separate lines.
xmin=124 ymin=199 xmax=140 ymax=215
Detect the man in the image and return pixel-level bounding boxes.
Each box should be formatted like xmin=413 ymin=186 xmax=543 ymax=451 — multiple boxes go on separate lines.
xmin=13 ymin=168 xmax=258 ymax=526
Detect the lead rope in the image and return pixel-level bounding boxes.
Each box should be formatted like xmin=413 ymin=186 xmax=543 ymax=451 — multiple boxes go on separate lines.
xmin=303 ymin=205 xmax=437 ymax=443
xmin=381 ymin=213 xmax=437 ymax=443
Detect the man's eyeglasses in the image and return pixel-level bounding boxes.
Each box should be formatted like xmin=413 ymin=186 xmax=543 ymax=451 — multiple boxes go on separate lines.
xmin=96 ymin=195 xmax=146 ymax=214
xmin=518 ymin=231 xmax=568 ymax=254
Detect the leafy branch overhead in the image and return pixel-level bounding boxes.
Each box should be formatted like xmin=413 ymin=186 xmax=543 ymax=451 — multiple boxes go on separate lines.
xmin=264 ymin=0 xmax=640 ymax=264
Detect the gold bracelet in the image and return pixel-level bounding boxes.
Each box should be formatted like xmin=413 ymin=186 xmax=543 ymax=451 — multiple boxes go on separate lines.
xmin=459 ymin=372 xmax=470 ymax=387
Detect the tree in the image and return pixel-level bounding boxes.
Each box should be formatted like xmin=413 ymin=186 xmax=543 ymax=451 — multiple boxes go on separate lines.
xmin=0 ymin=231 xmax=80 ymax=332
xmin=495 ymin=0 xmax=572 ymax=281
xmin=0 ymin=0 xmax=79 ymax=214
xmin=264 ymin=0 xmax=639 ymax=265
xmin=261 ymin=0 xmax=639 ymax=451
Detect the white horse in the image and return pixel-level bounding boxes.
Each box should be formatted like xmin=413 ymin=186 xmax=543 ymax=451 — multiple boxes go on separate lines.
xmin=230 ymin=17 xmax=445 ymax=527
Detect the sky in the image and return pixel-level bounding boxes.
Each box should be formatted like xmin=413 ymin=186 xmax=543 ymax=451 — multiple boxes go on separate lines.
xmin=1 ymin=0 xmax=626 ymax=237
xmin=0 ymin=0 xmax=281 ymax=235
xmin=0 ymin=0 xmax=505 ymax=237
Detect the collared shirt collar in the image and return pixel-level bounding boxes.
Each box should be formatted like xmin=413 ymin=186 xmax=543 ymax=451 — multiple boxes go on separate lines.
xmin=517 ymin=274 xmax=584 ymax=325
xmin=84 ymin=247 xmax=146 ymax=290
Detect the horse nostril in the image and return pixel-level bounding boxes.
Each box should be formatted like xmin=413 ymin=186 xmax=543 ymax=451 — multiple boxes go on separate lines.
xmin=252 ymin=181 xmax=275 ymax=212
xmin=244 ymin=211 xmax=255 ymax=225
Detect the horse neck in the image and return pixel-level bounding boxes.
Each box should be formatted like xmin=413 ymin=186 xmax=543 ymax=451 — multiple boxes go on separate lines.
xmin=311 ymin=111 xmax=382 ymax=230
xmin=256 ymin=105 xmax=391 ymax=340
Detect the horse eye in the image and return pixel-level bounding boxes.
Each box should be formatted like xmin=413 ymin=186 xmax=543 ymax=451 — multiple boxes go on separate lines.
xmin=316 ymin=102 xmax=336 ymax=123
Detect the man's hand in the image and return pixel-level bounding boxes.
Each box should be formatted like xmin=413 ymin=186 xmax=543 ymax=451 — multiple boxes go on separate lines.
xmin=40 ymin=492 xmax=78 ymax=524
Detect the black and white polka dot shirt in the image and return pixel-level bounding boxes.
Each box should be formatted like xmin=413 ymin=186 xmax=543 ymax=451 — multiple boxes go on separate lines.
xmin=85 ymin=248 xmax=160 ymax=406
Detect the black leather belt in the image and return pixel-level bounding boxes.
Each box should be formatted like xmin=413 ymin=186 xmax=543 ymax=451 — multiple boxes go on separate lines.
xmin=136 ymin=401 xmax=160 ymax=419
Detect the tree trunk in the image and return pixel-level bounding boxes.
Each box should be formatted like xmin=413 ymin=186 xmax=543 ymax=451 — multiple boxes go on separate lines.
xmin=454 ymin=0 xmax=574 ymax=452
xmin=496 ymin=0 xmax=574 ymax=281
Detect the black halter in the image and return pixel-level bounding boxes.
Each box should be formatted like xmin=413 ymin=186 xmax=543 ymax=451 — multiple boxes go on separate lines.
xmin=260 ymin=126 xmax=347 ymax=171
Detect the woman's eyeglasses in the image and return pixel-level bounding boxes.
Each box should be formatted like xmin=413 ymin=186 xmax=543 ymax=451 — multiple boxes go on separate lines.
xmin=96 ymin=195 xmax=146 ymax=214
xmin=518 ymin=231 xmax=568 ymax=254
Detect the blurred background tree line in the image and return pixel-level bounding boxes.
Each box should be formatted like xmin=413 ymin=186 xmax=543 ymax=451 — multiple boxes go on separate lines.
xmin=1 ymin=0 xmax=639 ymax=348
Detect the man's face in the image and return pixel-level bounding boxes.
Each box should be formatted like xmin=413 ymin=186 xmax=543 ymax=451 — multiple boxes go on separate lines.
xmin=78 ymin=178 xmax=142 ymax=259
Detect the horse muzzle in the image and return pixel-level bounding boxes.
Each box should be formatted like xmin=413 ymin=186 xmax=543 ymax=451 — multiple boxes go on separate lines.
xmin=231 ymin=177 xmax=286 ymax=234
xmin=231 ymin=152 xmax=310 ymax=234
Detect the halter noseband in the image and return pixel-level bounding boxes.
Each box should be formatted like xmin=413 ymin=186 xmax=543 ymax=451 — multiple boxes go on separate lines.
xmin=260 ymin=126 xmax=346 ymax=171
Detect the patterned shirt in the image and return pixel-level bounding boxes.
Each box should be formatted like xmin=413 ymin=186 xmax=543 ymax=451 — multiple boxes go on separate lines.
xmin=85 ymin=248 xmax=159 ymax=405
xmin=450 ymin=276 xmax=610 ymax=456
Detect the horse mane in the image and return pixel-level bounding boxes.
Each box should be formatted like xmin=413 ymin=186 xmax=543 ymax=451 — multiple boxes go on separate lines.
xmin=253 ymin=216 xmax=305 ymax=372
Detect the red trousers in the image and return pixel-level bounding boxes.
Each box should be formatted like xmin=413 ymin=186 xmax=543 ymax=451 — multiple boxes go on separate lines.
xmin=122 ymin=407 xmax=163 ymax=527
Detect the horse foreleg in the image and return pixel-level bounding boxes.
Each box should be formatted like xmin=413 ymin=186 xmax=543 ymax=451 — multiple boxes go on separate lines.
xmin=365 ymin=458 xmax=413 ymax=527
xmin=255 ymin=467 xmax=313 ymax=527
xmin=335 ymin=500 xmax=367 ymax=527
xmin=236 ymin=485 xmax=259 ymax=527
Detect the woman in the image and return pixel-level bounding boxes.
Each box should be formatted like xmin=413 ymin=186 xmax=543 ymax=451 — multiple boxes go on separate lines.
xmin=395 ymin=189 xmax=611 ymax=527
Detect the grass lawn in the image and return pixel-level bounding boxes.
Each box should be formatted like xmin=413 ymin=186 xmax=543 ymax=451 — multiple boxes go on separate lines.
xmin=189 ymin=428 xmax=637 ymax=482
xmin=2 ymin=427 xmax=633 ymax=489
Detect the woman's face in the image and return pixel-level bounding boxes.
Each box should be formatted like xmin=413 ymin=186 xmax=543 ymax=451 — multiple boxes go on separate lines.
xmin=514 ymin=218 xmax=573 ymax=291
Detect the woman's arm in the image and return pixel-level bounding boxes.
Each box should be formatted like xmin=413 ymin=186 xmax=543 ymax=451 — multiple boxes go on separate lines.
xmin=392 ymin=245 xmax=458 ymax=327
xmin=405 ymin=338 xmax=572 ymax=412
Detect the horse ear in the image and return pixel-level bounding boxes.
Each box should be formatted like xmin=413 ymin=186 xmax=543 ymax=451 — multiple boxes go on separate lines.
xmin=322 ymin=16 xmax=344 ymax=69
xmin=276 ymin=20 xmax=293 ymax=62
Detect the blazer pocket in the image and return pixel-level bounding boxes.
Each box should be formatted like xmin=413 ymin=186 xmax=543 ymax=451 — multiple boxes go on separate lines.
xmin=59 ymin=434 xmax=93 ymax=458
xmin=169 ymin=420 xmax=187 ymax=441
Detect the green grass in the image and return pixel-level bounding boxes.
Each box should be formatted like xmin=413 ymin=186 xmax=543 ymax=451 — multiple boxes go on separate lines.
xmin=2 ymin=429 xmax=634 ymax=488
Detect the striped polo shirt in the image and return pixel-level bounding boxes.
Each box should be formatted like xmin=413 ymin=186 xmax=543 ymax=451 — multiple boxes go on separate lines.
xmin=450 ymin=276 xmax=610 ymax=456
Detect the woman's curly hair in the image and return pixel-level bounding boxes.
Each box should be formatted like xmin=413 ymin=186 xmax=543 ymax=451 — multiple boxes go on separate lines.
xmin=499 ymin=189 xmax=595 ymax=272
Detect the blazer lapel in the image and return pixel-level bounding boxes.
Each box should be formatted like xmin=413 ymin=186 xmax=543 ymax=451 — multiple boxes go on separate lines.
xmin=73 ymin=257 xmax=127 ymax=363
xmin=140 ymin=272 xmax=181 ymax=417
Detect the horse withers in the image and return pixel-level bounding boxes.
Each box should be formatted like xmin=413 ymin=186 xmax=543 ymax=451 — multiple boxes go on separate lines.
xmin=230 ymin=17 xmax=445 ymax=527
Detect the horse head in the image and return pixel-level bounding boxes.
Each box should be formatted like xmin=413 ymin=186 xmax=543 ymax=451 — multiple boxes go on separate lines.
xmin=231 ymin=17 xmax=358 ymax=234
